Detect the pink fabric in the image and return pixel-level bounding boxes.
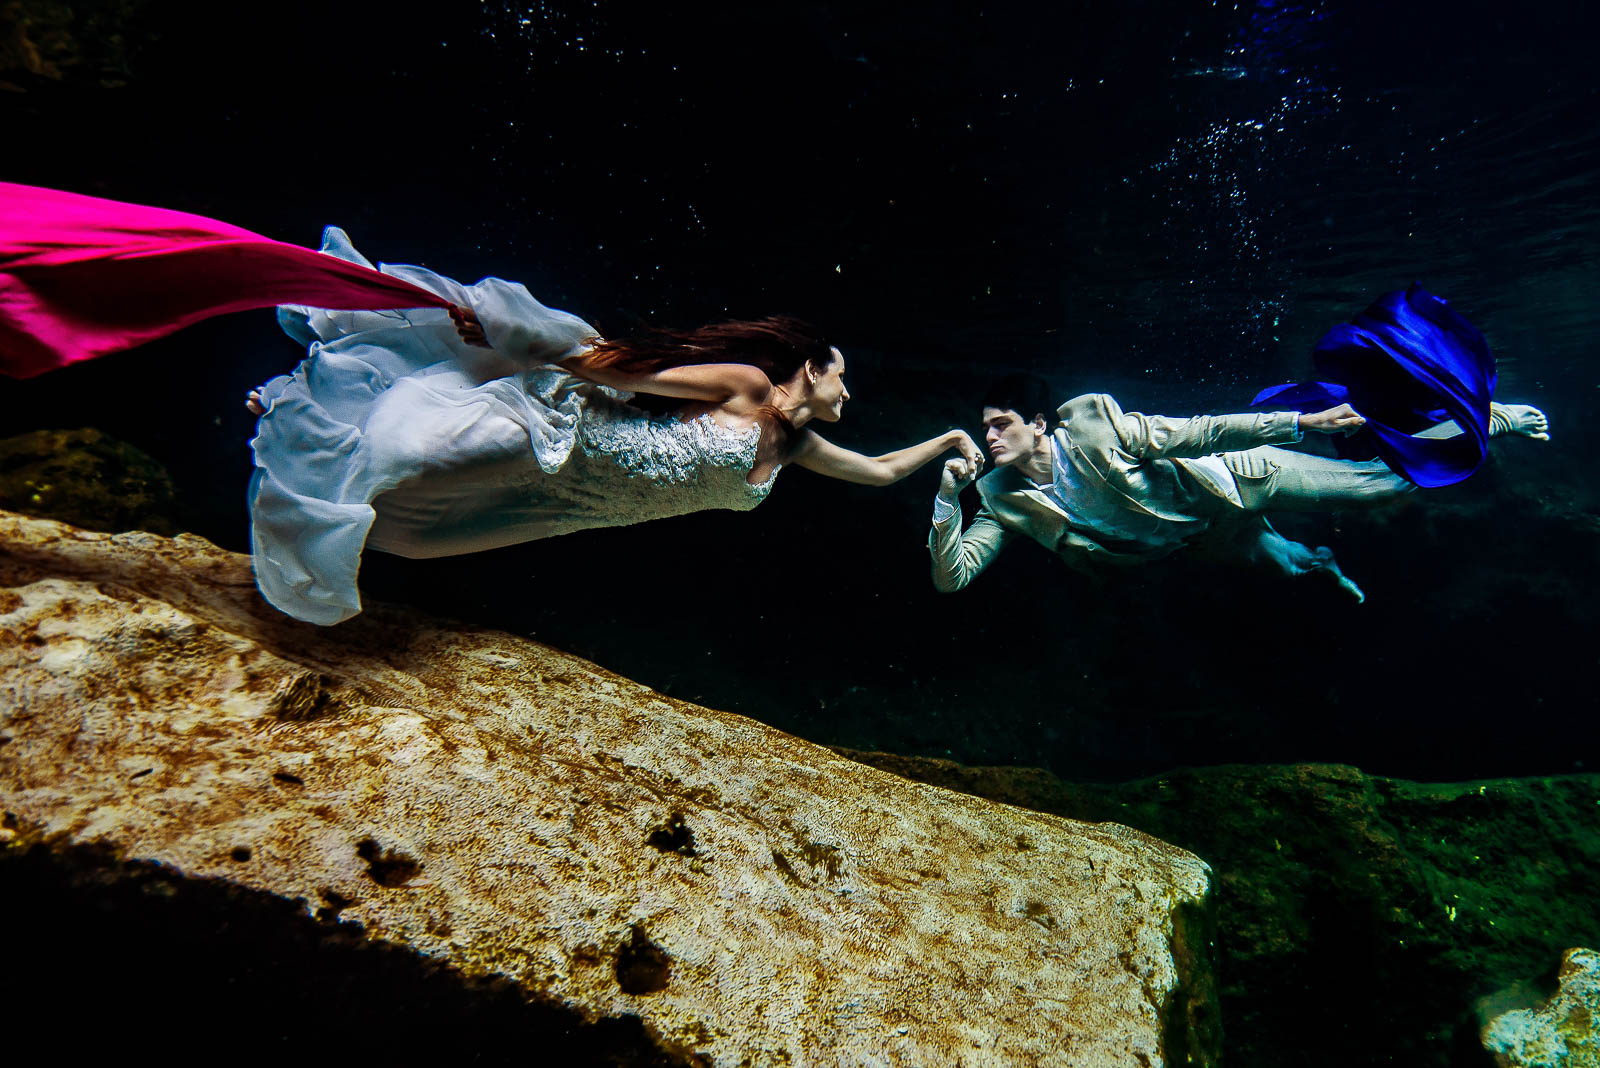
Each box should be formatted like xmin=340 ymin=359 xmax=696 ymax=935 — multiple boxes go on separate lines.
xmin=0 ymin=182 xmax=454 ymax=378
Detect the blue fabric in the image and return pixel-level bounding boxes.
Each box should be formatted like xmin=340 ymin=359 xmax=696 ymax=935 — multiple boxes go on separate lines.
xmin=1252 ymin=283 xmax=1497 ymax=488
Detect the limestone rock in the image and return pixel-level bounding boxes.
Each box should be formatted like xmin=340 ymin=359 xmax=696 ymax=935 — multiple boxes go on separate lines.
xmin=0 ymin=510 xmax=1218 ymax=1067
xmin=1483 ymin=948 xmax=1600 ymax=1067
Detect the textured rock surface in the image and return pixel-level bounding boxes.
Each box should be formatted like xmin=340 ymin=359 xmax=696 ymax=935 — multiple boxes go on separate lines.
xmin=0 ymin=510 xmax=1217 ymax=1067
xmin=841 ymin=751 xmax=1600 ymax=1068
xmin=1482 ymin=948 xmax=1600 ymax=1067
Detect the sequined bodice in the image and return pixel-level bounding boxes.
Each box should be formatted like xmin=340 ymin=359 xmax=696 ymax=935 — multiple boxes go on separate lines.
xmin=555 ymin=396 xmax=779 ymax=528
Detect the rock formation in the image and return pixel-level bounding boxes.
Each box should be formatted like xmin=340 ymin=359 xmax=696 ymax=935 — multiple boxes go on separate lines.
xmin=0 ymin=427 xmax=179 ymax=534
xmin=0 ymin=510 xmax=1217 ymax=1066
xmin=842 ymin=750 xmax=1600 ymax=1068
xmin=1482 ymin=948 xmax=1600 ymax=1067
xmin=0 ymin=0 xmax=149 ymax=91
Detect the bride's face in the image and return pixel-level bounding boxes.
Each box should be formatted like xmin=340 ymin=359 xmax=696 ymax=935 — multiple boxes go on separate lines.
xmin=809 ymin=347 xmax=850 ymax=422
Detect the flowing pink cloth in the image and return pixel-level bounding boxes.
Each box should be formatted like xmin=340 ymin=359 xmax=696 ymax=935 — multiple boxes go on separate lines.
xmin=0 ymin=182 xmax=454 ymax=378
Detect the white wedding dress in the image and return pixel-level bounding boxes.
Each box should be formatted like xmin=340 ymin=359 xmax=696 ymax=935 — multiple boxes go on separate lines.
xmin=249 ymin=229 xmax=780 ymax=625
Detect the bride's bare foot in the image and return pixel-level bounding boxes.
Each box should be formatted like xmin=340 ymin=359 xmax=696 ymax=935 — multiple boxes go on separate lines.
xmin=246 ymin=390 xmax=266 ymax=416
xmin=1491 ymin=402 xmax=1550 ymax=441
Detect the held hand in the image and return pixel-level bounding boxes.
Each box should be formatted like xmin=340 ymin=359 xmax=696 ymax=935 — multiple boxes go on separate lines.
xmin=1300 ymin=403 xmax=1366 ymax=436
xmin=939 ymin=456 xmax=980 ymax=499
xmin=950 ymin=429 xmax=985 ymax=475
xmin=448 ymin=304 xmax=492 ymax=348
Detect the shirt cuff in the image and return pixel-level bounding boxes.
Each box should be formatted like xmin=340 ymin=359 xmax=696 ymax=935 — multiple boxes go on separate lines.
xmin=932 ymin=495 xmax=958 ymax=524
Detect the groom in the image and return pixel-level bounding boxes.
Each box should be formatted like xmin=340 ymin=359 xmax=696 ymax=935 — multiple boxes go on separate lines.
xmin=928 ymin=375 xmax=1549 ymax=600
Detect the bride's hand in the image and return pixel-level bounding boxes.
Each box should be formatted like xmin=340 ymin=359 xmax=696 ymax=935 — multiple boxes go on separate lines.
xmin=951 ymin=429 xmax=985 ymax=474
xmin=448 ymin=304 xmax=492 ymax=348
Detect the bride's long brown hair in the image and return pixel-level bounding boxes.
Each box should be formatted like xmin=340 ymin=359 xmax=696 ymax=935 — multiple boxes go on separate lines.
xmin=583 ymin=315 xmax=836 ymax=455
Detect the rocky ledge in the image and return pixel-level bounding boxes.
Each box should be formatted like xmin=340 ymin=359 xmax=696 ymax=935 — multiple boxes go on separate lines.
xmin=0 ymin=510 xmax=1216 ymax=1066
xmin=841 ymin=752 xmax=1600 ymax=1068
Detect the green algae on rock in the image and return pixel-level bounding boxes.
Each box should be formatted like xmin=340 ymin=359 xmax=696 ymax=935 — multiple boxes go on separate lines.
xmin=840 ymin=752 xmax=1600 ymax=1068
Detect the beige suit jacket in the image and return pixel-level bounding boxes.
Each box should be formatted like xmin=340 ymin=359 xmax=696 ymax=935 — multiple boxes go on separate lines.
xmin=929 ymin=393 xmax=1303 ymax=591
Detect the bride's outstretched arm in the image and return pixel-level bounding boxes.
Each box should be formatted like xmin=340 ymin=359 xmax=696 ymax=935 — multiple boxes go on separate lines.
xmin=790 ymin=428 xmax=984 ymax=487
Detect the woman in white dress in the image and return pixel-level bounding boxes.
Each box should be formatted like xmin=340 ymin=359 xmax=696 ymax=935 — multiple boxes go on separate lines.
xmin=247 ymin=228 xmax=985 ymax=624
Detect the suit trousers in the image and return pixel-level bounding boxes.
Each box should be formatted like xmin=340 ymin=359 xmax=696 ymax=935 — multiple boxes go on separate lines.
xmin=1220 ymin=445 xmax=1415 ymax=513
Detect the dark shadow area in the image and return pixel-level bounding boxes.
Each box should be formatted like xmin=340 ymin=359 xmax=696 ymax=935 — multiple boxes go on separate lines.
xmin=0 ymin=843 xmax=683 ymax=1065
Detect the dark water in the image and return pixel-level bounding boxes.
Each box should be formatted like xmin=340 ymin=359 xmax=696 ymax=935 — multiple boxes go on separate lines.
xmin=3 ymin=0 xmax=1597 ymax=783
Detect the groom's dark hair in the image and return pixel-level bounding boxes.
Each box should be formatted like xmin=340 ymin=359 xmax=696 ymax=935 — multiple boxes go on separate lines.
xmin=981 ymin=374 xmax=1055 ymax=426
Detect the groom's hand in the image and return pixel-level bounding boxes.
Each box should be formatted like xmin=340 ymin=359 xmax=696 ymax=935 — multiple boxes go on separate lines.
xmin=1299 ymin=403 xmax=1365 ymax=436
xmin=939 ymin=456 xmax=979 ymax=500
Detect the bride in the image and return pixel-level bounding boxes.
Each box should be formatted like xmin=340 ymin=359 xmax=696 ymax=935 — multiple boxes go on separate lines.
xmin=246 ymin=228 xmax=985 ymax=624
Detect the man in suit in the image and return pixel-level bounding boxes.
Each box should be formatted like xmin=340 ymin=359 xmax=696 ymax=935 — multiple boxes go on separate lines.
xmin=929 ymin=375 xmax=1549 ymax=601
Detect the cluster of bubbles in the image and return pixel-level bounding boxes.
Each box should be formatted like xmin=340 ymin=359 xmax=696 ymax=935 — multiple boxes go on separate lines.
xmin=477 ymin=0 xmax=625 ymax=73
xmin=1130 ymin=1 xmax=1343 ymax=387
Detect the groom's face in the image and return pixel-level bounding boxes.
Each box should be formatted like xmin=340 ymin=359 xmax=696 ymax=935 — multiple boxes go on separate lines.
xmin=981 ymin=407 xmax=1042 ymax=467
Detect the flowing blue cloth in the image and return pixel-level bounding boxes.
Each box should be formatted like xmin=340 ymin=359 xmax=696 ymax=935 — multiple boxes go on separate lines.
xmin=1252 ymin=284 xmax=1497 ymax=488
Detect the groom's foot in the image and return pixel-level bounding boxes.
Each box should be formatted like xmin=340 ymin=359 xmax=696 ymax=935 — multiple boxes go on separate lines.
xmin=1325 ymin=567 xmax=1365 ymax=604
xmin=1491 ymin=402 xmax=1550 ymax=441
xmin=246 ymin=390 xmax=266 ymax=416
xmin=1312 ymin=545 xmax=1366 ymax=604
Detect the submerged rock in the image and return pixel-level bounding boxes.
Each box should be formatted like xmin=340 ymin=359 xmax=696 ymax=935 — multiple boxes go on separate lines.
xmin=0 ymin=427 xmax=179 ymax=534
xmin=841 ymin=752 xmax=1600 ymax=1068
xmin=0 ymin=510 xmax=1217 ymax=1066
xmin=0 ymin=0 xmax=149 ymax=91
xmin=1482 ymin=948 xmax=1600 ymax=1068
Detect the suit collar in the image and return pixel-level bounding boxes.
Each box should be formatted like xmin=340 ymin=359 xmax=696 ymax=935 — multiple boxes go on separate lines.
xmin=980 ymin=458 xmax=1069 ymax=521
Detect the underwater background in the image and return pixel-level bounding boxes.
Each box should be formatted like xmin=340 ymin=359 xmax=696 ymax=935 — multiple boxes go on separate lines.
xmin=2 ymin=1 xmax=1597 ymax=1063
